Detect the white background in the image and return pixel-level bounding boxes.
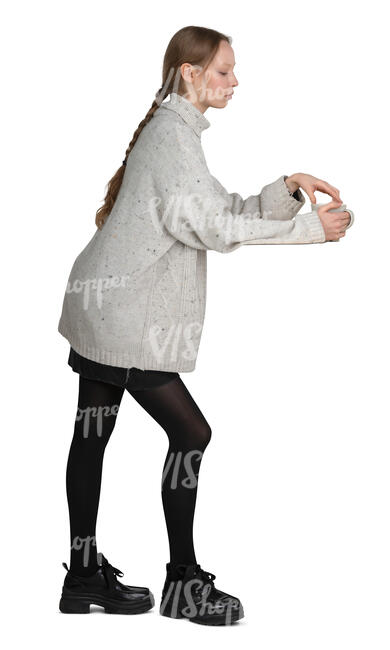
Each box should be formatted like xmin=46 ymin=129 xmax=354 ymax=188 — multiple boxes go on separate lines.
xmin=2 ymin=0 xmax=389 ymax=648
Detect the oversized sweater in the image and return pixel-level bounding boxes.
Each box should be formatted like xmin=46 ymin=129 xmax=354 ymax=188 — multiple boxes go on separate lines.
xmin=57 ymin=91 xmax=327 ymax=372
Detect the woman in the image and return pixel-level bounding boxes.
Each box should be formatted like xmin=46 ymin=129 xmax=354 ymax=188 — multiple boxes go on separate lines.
xmin=57 ymin=25 xmax=352 ymax=625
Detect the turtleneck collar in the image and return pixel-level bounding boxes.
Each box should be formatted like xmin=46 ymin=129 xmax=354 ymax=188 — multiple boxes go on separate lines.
xmin=157 ymin=91 xmax=210 ymax=137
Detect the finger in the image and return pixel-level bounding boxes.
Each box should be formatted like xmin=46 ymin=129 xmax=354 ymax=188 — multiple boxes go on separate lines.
xmin=317 ymin=181 xmax=341 ymax=200
xmin=324 ymin=200 xmax=343 ymax=209
xmin=323 ymin=180 xmax=340 ymax=195
xmin=334 ymin=213 xmax=351 ymax=222
xmin=321 ymin=183 xmax=341 ymax=201
xmin=328 ymin=184 xmax=341 ymax=199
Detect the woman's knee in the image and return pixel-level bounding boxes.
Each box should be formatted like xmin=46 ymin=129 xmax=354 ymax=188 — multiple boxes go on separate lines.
xmin=189 ymin=419 xmax=212 ymax=452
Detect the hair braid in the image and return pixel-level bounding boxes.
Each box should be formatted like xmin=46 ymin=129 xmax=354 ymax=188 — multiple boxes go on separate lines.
xmin=122 ymin=86 xmax=167 ymax=166
xmin=95 ymin=88 xmax=168 ymax=230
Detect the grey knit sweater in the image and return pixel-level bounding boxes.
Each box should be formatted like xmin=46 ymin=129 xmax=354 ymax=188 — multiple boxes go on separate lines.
xmin=57 ymin=91 xmax=327 ymax=372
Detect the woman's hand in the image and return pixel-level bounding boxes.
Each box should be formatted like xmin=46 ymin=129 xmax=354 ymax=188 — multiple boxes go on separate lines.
xmin=317 ymin=200 xmax=351 ymax=241
xmin=285 ymin=173 xmax=342 ymax=203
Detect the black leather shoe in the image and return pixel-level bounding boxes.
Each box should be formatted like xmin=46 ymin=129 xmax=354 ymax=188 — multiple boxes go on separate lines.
xmin=159 ymin=562 xmax=244 ymax=625
xmin=59 ymin=554 xmax=154 ymax=614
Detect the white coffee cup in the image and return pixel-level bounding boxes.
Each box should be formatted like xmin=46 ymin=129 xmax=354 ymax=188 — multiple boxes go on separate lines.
xmin=311 ymin=202 xmax=354 ymax=230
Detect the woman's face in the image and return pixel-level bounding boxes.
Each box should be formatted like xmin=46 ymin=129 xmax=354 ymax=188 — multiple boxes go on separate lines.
xmin=182 ymin=40 xmax=239 ymax=111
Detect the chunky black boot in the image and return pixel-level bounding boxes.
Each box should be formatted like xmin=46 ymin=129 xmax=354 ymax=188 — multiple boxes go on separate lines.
xmin=59 ymin=554 xmax=155 ymax=614
xmin=159 ymin=562 xmax=244 ymax=625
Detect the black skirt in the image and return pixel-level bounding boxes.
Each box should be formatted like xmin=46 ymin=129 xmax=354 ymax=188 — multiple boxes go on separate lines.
xmin=67 ymin=347 xmax=180 ymax=390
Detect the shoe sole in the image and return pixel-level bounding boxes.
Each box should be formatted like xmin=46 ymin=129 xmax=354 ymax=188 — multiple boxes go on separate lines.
xmin=160 ymin=602 xmax=244 ymax=625
xmin=59 ymin=591 xmax=154 ymax=614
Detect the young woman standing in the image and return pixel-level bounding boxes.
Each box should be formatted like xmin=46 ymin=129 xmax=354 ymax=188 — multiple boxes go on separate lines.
xmin=57 ymin=25 xmax=352 ymax=625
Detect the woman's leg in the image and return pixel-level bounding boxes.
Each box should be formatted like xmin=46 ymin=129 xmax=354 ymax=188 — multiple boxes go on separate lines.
xmin=66 ymin=375 xmax=125 ymax=576
xmin=127 ymin=376 xmax=212 ymax=567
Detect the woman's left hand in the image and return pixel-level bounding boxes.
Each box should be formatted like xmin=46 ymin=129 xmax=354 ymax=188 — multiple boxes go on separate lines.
xmin=285 ymin=173 xmax=342 ymax=203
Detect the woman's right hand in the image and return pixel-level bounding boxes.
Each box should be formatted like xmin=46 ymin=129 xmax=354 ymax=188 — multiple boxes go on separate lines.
xmin=317 ymin=200 xmax=351 ymax=241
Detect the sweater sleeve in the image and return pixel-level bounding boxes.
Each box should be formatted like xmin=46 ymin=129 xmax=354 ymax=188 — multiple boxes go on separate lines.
xmin=210 ymin=173 xmax=306 ymax=222
xmin=153 ymin=126 xmax=326 ymax=253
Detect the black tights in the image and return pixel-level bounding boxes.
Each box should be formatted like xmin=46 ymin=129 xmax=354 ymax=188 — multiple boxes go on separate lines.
xmin=66 ymin=375 xmax=212 ymax=576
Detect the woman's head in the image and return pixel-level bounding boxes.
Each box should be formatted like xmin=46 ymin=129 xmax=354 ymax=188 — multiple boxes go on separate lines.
xmin=160 ymin=26 xmax=238 ymax=111
xmin=177 ymin=37 xmax=238 ymax=111
xmin=96 ymin=26 xmax=237 ymax=229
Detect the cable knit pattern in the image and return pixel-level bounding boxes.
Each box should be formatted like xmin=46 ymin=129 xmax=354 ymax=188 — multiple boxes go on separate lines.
xmin=58 ymin=92 xmax=326 ymax=372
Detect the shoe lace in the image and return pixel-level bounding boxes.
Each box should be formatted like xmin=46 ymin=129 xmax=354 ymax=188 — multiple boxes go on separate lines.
xmin=99 ymin=554 xmax=124 ymax=588
xmin=61 ymin=554 xmax=124 ymax=590
xmin=191 ymin=564 xmax=217 ymax=597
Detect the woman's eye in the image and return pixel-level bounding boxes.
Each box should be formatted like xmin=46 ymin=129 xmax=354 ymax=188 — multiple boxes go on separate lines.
xmin=219 ymin=72 xmax=228 ymax=76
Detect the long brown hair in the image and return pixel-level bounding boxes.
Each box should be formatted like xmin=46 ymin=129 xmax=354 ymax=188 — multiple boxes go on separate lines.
xmin=95 ymin=25 xmax=231 ymax=229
